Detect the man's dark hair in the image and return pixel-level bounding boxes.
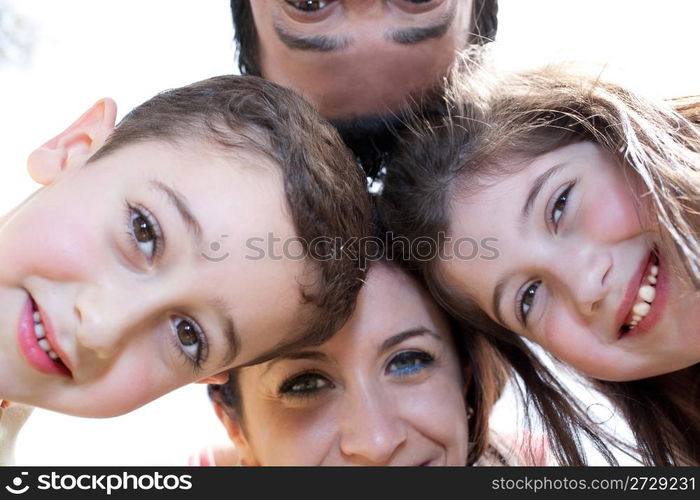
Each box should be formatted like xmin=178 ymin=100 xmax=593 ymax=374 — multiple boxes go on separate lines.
xmin=89 ymin=75 xmax=373 ymax=364
xmin=230 ymin=0 xmax=499 ymax=77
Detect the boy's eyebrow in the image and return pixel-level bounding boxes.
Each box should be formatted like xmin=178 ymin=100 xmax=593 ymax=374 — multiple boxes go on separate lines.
xmin=149 ymin=180 xmax=239 ymax=366
xmin=149 ymin=180 xmax=203 ymax=245
xmin=210 ymin=298 xmax=241 ymax=367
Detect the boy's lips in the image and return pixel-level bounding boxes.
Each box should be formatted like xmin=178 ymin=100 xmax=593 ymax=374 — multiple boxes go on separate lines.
xmin=17 ymin=294 xmax=73 ymax=377
xmin=615 ymin=250 xmax=668 ymax=339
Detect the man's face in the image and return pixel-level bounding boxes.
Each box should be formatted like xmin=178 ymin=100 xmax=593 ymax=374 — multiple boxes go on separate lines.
xmin=0 ymin=139 xmax=313 ymax=417
xmin=250 ymin=0 xmax=473 ymax=119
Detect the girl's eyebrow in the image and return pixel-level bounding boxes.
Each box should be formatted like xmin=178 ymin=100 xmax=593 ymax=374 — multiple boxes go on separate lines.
xmin=521 ymin=162 xmax=567 ymax=223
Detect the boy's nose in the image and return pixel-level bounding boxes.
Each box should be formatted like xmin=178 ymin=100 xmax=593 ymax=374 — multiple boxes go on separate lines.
xmin=338 ymin=389 xmax=407 ymax=465
xmin=73 ymin=284 xmax=151 ymax=359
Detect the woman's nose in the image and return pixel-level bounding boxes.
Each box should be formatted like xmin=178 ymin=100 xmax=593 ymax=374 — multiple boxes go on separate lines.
xmin=338 ymin=389 xmax=407 ymax=465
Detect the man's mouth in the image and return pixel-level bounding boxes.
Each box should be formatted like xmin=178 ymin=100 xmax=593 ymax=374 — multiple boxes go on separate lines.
xmin=618 ymin=252 xmax=660 ymax=337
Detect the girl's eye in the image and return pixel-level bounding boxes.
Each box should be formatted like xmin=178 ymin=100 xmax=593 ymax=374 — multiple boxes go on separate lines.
xmin=279 ymin=373 xmax=333 ymax=397
xmin=387 ymin=350 xmax=434 ymax=378
xmin=550 ymin=183 xmax=574 ymax=230
xmin=286 ymin=0 xmax=333 ymax=11
xmin=126 ymin=204 xmax=163 ymax=262
xmin=517 ymin=281 xmax=541 ymax=325
xmin=172 ymin=316 xmax=208 ymax=369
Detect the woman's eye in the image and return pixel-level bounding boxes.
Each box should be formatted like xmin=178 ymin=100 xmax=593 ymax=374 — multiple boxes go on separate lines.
xmin=550 ymin=184 xmax=574 ymax=229
xmin=279 ymin=373 xmax=332 ymax=397
xmin=387 ymin=350 xmax=434 ymax=377
xmin=518 ymin=281 xmax=541 ymax=325
xmin=286 ymin=0 xmax=333 ymax=11
xmin=127 ymin=204 xmax=162 ymax=262
xmin=172 ymin=316 xmax=207 ymax=368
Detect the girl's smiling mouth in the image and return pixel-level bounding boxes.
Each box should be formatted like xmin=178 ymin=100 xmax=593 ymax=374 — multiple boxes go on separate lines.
xmin=617 ymin=250 xmax=670 ymax=339
xmin=17 ymin=295 xmax=72 ymax=377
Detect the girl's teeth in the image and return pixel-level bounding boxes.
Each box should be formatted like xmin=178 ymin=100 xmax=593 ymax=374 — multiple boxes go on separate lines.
xmin=632 ymin=315 xmax=642 ymax=322
xmin=632 ymin=302 xmax=651 ymax=316
xmin=38 ymin=339 xmax=51 ymax=351
xmin=34 ymin=323 xmax=45 ymax=339
xmin=649 ymin=276 xmax=657 ymax=284
xmin=48 ymin=351 xmax=58 ymax=360
xmin=651 ymin=265 xmax=659 ymax=277
xmin=638 ymin=285 xmax=656 ymax=302
xmin=33 ymin=311 xmax=41 ymax=323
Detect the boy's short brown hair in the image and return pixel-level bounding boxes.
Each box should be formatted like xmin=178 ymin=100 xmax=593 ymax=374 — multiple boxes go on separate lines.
xmin=90 ymin=75 xmax=372 ymax=363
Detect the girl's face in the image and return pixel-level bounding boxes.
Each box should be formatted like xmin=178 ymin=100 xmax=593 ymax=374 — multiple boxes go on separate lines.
xmin=226 ymin=264 xmax=469 ymax=466
xmin=444 ymin=141 xmax=700 ymax=381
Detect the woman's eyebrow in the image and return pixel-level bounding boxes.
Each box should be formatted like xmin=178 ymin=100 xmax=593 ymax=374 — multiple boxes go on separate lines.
xmin=262 ymin=351 xmax=330 ymax=375
xmin=379 ymin=328 xmax=441 ymax=353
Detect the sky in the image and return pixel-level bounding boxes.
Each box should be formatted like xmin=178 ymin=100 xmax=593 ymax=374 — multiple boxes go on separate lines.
xmin=2 ymin=0 xmax=698 ymax=465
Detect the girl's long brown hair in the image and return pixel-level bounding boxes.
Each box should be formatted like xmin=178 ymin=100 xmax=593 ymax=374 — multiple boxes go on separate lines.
xmin=379 ymin=60 xmax=700 ymax=465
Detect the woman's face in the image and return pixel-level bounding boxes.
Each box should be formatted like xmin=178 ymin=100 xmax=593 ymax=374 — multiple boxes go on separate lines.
xmin=443 ymin=141 xmax=700 ymax=382
xmin=226 ymin=264 xmax=469 ymax=465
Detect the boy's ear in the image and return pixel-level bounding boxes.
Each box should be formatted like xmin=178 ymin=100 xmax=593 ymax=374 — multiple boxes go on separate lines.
xmin=27 ymin=98 xmax=117 ymax=185
xmin=212 ymin=402 xmax=259 ymax=466
xmin=196 ymin=372 xmax=230 ymax=385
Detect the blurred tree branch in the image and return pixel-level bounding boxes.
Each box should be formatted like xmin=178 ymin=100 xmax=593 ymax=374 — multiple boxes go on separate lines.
xmin=0 ymin=0 xmax=34 ymax=65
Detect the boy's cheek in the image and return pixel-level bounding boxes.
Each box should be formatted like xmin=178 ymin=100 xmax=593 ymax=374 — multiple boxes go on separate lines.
xmin=2 ymin=200 xmax=109 ymax=282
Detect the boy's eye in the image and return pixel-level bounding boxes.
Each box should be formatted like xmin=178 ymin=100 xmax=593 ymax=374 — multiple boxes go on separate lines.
xmin=387 ymin=350 xmax=434 ymax=377
xmin=286 ymin=0 xmax=334 ymax=11
xmin=172 ymin=316 xmax=208 ymax=368
xmin=279 ymin=373 xmax=333 ymax=398
xmin=518 ymin=281 xmax=541 ymax=325
xmin=550 ymin=183 xmax=575 ymax=230
xmin=126 ymin=204 xmax=162 ymax=262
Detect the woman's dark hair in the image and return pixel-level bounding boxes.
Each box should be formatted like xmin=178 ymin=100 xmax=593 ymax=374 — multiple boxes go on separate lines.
xmin=229 ymin=0 xmax=499 ymax=77
xmin=377 ymin=62 xmax=700 ymax=465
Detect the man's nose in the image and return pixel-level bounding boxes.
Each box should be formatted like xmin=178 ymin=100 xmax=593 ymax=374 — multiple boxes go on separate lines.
xmin=338 ymin=388 xmax=407 ymax=465
xmin=551 ymin=244 xmax=612 ymax=316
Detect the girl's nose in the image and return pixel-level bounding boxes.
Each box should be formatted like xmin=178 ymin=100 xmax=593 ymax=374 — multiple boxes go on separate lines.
xmin=552 ymin=244 xmax=612 ymax=316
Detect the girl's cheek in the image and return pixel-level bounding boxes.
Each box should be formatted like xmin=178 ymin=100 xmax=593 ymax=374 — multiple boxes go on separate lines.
xmin=580 ymin=174 xmax=643 ymax=243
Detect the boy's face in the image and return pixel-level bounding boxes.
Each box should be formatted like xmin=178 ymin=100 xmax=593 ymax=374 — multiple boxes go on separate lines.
xmin=0 ymin=100 xmax=313 ymax=416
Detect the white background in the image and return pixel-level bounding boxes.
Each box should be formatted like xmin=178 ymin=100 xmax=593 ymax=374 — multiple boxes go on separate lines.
xmin=1 ymin=0 xmax=697 ymax=465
